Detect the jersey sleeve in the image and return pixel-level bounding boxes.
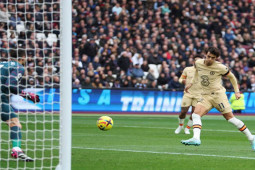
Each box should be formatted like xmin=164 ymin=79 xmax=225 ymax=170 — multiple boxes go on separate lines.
xmin=219 ymin=64 xmax=229 ymax=76
xmin=179 ymin=68 xmax=187 ymax=84
xmin=5 ymin=66 xmax=25 ymax=94
xmin=194 ymin=59 xmax=202 ymax=69
xmin=193 ymin=60 xmax=197 ymax=68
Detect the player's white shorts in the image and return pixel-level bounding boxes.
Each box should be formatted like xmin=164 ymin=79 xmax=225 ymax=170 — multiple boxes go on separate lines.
xmin=197 ymin=92 xmax=232 ymax=114
xmin=181 ymin=93 xmax=201 ymax=107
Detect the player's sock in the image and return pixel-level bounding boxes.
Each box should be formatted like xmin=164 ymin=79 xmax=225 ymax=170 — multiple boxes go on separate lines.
xmin=178 ymin=118 xmax=185 ymax=127
xmin=11 ymin=126 xmax=22 ymax=148
xmin=186 ymin=119 xmax=193 ymax=129
xmin=228 ymin=117 xmax=254 ymax=142
xmin=192 ymin=113 xmax=202 ymax=140
xmin=175 ymin=118 xmax=185 ymax=134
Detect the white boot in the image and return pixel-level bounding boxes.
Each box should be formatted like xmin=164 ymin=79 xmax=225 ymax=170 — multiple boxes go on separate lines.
xmin=175 ymin=126 xmax=183 ymax=134
xmin=184 ymin=127 xmax=190 ymax=134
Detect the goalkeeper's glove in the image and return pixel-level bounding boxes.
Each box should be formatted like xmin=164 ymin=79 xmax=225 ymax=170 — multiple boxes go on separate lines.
xmin=20 ymin=91 xmax=40 ymax=103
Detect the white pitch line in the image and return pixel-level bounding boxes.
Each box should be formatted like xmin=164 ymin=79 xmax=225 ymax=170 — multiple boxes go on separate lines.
xmin=120 ymin=126 xmax=255 ymax=133
xmin=73 ymin=147 xmax=255 ymax=160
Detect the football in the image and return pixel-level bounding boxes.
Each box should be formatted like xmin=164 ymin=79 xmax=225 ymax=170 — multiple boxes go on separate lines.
xmin=97 ymin=116 xmax=113 ymax=131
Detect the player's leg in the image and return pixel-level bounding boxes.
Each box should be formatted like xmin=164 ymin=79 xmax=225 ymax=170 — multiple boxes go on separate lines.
xmin=181 ymin=95 xmax=212 ymax=146
xmin=181 ymin=104 xmax=208 ymax=145
xmin=214 ymin=92 xmax=255 ymax=151
xmin=176 ymin=94 xmax=192 ymax=134
xmin=2 ymin=104 xmax=34 ymax=161
xmin=6 ymin=117 xmax=22 ymax=149
xmin=192 ymin=105 xmax=208 ymax=139
xmin=2 ymin=103 xmax=23 ymax=150
xmin=184 ymin=106 xmax=195 ymax=135
xmin=175 ymin=106 xmax=189 ymax=134
xmin=184 ymin=97 xmax=200 ymax=135
xmin=223 ymin=112 xmax=255 ymax=151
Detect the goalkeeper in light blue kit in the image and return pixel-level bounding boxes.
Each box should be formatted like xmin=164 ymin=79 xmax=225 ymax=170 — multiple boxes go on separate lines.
xmin=1 ymin=49 xmax=40 ymax=162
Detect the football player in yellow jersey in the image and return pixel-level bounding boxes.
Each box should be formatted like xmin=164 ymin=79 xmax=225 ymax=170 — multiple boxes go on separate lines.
xmin=175 ymin=55 xmax=203 ymax=135
xmin=181 ymin=47 xmax=255 ymax=151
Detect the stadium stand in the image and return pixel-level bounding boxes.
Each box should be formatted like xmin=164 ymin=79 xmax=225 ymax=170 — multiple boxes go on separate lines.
xmin=2 ymin=0 xmax=255 ymax=92
xmin=70 ymin=0 xmax=255 ymax=91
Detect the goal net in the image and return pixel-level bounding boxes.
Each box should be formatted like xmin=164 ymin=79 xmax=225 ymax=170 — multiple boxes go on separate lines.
xmin=0 ymin=0 xmax=71 ymax=169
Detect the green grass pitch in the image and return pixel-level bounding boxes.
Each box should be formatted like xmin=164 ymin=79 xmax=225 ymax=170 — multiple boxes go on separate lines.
xmin=1 ymin=114 xmax=255 ymax=169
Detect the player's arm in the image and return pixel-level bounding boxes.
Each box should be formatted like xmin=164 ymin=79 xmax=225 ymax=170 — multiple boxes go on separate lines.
xmin=185 ymin=64 xmax=197 ymax=93
xmin=184 ymin=71 xmax=197 ymax=93
xmin=225 ymin=71 xmax=241 ymax=99
xmin=189 ymin=61 xmax=199 ymax=85
xmin=179 ymin=68 xmax=187 ymax=84
xmin=6 ymin=68 xmax=24 ymax=95
xmin=229 ymin=93 xmax=235 ymax=103
xmin=6 ymin=68 xmax=40 ymax=103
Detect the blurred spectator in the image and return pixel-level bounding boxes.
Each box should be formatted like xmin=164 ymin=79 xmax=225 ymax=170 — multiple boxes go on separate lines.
xmin=6 ymin=0 xmax=253 ymax=91
xmin=168 ymin=76 xmax=181 ymax=91
xmin=73 ymin=79 xmax=81 ymax=89
xmin=81 ymin=54 xmax=90 ymax=68
xmin=250 ymin=76 xmax=255 ymax=92
xmin=53 ymin=76 xmax=60 ymax=88
xmin=131 ymin=78 xmax=137 ymax=88
xmin=27 ymin=78 xmax=36 ymax=88
xmin=105 ymin=70 xmax=115 ymax=83
xmin=132 ymin=53 xmax=143 ymax=66
xmin=157 ymin=72 xmax=168 ymax=88
xmin=112 ymin=3 xmax=122 ymax=16
xmin=92 ymin=76 xmax=103 ymax=88
xmin=112 ymin=79 xmax=121 ymax=88
xmin=154 ymin=0 xmax=164 ymax=10
xmin=81 ymin=77 xmax=93 ymax=89
xmin=131 ymin=64 xmax=144 ymax=78
xmin=117 ymin=52 xmax=131 ymax=73
xmin=92 ymin=56 xmax=101 ymax=69
xmin=146 ymin=69 xmax=156 ymax=82
xmin=141 ymin=60 xmax=150 ymax=72
xmin=148 ymin=80 xmax=158 ymax=89
xmin=121 ymin=78 xmax=132 ymax=88
xmin=248 ymin=56 xmax=255 ymax=68
xmin=148 ymin=53 xmax=162 ymax=65
xmin=161 ymin=3 xmax=170 ymax=14
xmin=36 ymin=78 xmax=44 ymax=88
xmin=44 ymin=76 xmax=52 ymax=88
xmin=81 ymin=38 xmax=99 ymax=61
xmin=240 ymin=75 xmax=251 ymax=91
xmin=225 ymin=81 xmax=233 ymax=91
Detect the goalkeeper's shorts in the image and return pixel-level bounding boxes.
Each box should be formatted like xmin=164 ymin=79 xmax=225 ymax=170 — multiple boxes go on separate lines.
xmin=1 ymin=103 xmax=17 ymax=121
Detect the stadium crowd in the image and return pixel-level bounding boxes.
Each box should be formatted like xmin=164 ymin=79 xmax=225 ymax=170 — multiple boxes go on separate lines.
xmin=0 ymin=0 xmax=60 ymax=88
xmin=1 ymin=0 xmax=255 ymax=92
xmin=71 ymin=0 xmax=255 ymax=91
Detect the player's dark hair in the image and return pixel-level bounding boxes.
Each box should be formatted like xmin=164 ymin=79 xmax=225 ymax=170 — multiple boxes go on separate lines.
xmin=9 ymin=49 xmax=25 ymax=60
xmin=194 ymin=54 xmax=203 ymax=59
xmin=206 ymin=47 xmax=220 ymax=57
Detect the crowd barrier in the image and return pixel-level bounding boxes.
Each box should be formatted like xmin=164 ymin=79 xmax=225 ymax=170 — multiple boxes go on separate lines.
xmin=10 ymin=88 xmax=255 ymax=114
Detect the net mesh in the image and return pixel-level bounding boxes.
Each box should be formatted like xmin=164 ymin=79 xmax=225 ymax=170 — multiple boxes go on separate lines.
xmin=0 ymin=0 xmax=60 ymax=169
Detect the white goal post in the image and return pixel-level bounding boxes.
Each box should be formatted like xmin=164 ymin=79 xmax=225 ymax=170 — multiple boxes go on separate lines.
xmin=58 ymin=0 xmax=72 ymax=170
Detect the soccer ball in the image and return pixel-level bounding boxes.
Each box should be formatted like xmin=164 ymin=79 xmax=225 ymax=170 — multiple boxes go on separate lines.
xmin=97 ymin=116 xmax=113 ymax=131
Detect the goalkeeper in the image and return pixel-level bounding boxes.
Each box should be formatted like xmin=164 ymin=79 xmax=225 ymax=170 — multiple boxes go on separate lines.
xmin=1 ymin=49 xmax=40 ymax=162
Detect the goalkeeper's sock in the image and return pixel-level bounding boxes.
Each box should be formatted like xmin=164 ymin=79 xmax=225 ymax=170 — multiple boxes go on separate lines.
xmin=192 ymin=113 xmax=202 ymax=140
xmin=11 ymin=126 xmax=22 ymax=148
xmin=228 ymin=117 xmax=254 ymax=142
